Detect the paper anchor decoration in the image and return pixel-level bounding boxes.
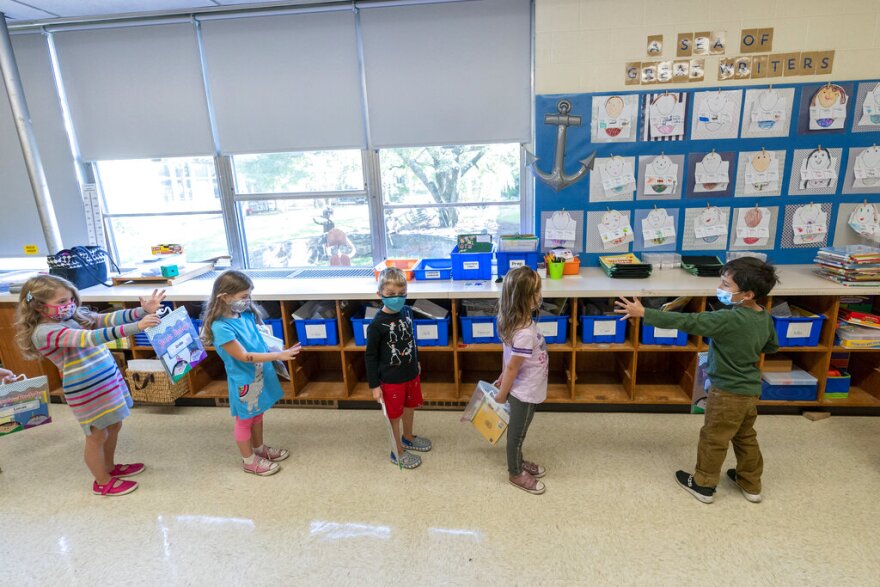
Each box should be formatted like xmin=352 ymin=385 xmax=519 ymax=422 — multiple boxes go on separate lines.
xmin=527 ymin=99 xmax=595 ymax=191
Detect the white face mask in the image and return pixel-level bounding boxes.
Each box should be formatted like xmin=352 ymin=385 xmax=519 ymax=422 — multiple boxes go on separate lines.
xmin=230 ymin=298 xmax=251 ymax=313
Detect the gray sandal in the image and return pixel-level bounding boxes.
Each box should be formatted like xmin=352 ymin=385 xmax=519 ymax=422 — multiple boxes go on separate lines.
xmin=390 ymin=450 xmax=422 ymax=469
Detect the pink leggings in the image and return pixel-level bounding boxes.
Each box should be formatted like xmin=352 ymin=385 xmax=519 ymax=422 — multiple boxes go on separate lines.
xmin=233 ymin=413 xmax=264 ymax=443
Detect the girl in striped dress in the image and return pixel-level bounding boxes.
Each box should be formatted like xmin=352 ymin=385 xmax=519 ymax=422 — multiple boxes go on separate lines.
xmin=16 ymin=275 xmax=163 ymax=496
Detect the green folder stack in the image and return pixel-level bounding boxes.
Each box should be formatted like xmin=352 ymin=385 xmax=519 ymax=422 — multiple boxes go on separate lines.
xmin=681 ymin=255 xmax=723 ymax=277
xmin=599 ymin=253 xmax=652 ymax=279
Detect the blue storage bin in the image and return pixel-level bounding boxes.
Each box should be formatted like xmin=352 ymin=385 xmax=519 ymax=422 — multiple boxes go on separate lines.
xmin=825 ymin=370 xmax=851 ymax=397
xmin=580 ymin=315 xmax=627 ymax=344
xmin=413 ymin=258 xmax=453 ymax=280
xmin=264 ymin=318 xmax=284 ymax=340
xmin=495 ymin=250 xmax=540 ymax=277
xmin=450 ymin=246 xmax=492 ymax=280
xmin=294 ymin=318 xmax=338 ymax=346
xmin=536 ymin=315 xmax=568 ymax=344
xmin=459 ymin=315 xmax=500 ymax=344
xmin=413 ymin=317 xmax=450 ymax=346
xmin=761 ymin=369 xmax=818 ymax=401
xmin=772 ymin=314 xmax=825 ymax=347
xmin=641 ymin=324 xmax=688 ymax=346
xmin=351 ymin=313 xmax=371 ymax=346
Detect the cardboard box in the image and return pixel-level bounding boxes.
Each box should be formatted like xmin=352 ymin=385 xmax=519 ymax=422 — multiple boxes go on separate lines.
xmin=763 ymin=356 xmax=793 ymax=372
xmin=461 ymin=381 xmax=510 ymax=445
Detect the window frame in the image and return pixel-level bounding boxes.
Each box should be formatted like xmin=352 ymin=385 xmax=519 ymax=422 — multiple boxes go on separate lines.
xmin=95 ymin=145 xmax=530 ymax=269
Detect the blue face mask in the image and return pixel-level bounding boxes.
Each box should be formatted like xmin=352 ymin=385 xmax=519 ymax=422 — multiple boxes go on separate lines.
xmin=382 ymin=295 xmax=406 ymax=313
xmin=716 ymin=288 xmax=741 ymax=306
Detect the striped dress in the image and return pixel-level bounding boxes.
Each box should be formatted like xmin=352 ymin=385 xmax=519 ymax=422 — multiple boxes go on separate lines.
xmin=32 ymin=308 xmax=145 ymax=435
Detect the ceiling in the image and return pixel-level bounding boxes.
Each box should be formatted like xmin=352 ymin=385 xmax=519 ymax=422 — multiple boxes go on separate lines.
xmin=0 ymin=1 xmax=324 ymax=23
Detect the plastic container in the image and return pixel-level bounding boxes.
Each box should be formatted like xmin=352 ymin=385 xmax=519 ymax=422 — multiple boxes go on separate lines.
xmin=772 ymin=311 xmax=826 ymax=347
xmin=412 ymin=258 xmax=452 ymax=281
xmin=495 ymin=250 xmax=540 ymax=276
xmin=580 ymin=315 xmax=627 ymax=344
xmin=351 ymin=313 xmax=371 ymax=346
xmin=536 ymin=315 xmax=568 ymax=344
xmin=825 ymin=370 xmax=851 ymax=398
xmin=374 ymin=258 xmax=419 ymax=281
xmin=562 ymin=257 xmax=581 ymax=275
xmin=459 ymin=314 xmax=500 ymax=344
xmin=450 ymin=246 xmax=492 ymax=280
xmin=641 ymin=324 xmax=688 ymax=346
xmin=547 ymin=261 xmax=564 ymax=279
xmin=761 ymin=368 xmax=818 ymax=401
xmin=294 ymin=318 xmax=339 ymax=346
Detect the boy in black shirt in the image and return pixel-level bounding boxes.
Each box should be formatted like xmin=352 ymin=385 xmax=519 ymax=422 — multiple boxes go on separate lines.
xmin=366 ymin=267 xmax=431 ymax=469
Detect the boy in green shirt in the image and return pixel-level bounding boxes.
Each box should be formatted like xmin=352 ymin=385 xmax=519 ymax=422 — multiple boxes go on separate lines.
xmin=615 ymin=257 xmax=780 ymax=504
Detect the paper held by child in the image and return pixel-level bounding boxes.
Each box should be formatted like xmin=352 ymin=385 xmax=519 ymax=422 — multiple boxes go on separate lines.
xmin=380 ymin=399 xmax=403 ymax=470
xmin=144 ymin=306 xmax=207 ymax=383
xmin=461 ymin=381 xmax=511 ymax=445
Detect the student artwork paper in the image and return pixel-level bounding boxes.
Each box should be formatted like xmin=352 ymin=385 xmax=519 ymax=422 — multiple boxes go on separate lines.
xmin=592 ymin=95 xmax=636 ymax=142
xmin=799 ymin=147 xmax=838 ymax=189
xmin=641 ymin=208 xmax=676 ymax=248
xmin=598 ymin=210 xmax=634 ymax=249
xmin=693 ymin=152 xmax=729 ymax=192
xmin=848 ymin=202 xmax=880 ymax=242
xmin=693 ymin=206 xmax=728 ymax=243
xmin=735 ymin=207 xmax=771 ymax=247
xmin=600 ymin=156 xmax=637 ymax=197
xmin=809 ymin=84 xmax=848 ymax=130
xmin=858 ymin=83 xmax=880 ymax=127
xmin=791 ymin=203 xmax=828 ymax=245
xmin=852 ymin=146 xmax=880 ymax=188
xmin=544 ymin=210 xmax=577 ymax=248
xmin=647 ymin=93 xmax=686 ymax=140
xmin=744 ymin=150 xmax=780 ymax=195
xmin=749 ymin=88 xmax=787 ymax=133
xmin=643 ymin=155 xmax=678 ymax=195
xmin=693 ymin=90 xmax=739 ymax=139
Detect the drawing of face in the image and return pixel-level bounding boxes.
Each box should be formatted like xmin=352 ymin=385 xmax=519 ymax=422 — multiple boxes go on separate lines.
xmin=751 ymin=150 xmax=772 ymax=173
xmin=604 ymin=157 xmax=625 ymax=177
xmin=701 ymin=151 xmax=722 ymax=174
xmin=649 ymin=156 xmax=674 ymax=193
xmin=646 ymin=208 xmax=668 ymax=228
xmin=861 ymin=146 xmax=880 ymax=168
xmin=807 ymin=148 xmax=831 ymax=171
xmin=797 ymin=204 xmax=820 ymax=225
xmin=605 ymin=96 xmax=624 ymax=118
xmin=652 ymin=95 xmax=678 ymax=134
xmin=853 ymin=203 xmax=877 ymax=225
xmin=705 ymin=92 xmax=726 ymax=112
xmin=697 ymin=207 xmax=723 ymax=243
xmin=653 ymin=155 xmax=672 ymax=173
xmin=817 ymin=85 xmax=842 ymax=108
xmin=742 ymin=207 xmax=765 ymax=245
xmin=601 ymin=210 xmax=623 ymax=231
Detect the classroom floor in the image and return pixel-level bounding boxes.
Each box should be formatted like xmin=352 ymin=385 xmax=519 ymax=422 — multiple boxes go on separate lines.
xmin=2 ymin=405 xmax=879 ymax=585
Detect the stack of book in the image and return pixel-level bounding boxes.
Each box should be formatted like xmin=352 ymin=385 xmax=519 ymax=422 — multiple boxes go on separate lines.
xmin=814 ymin=246 xmax=880 ymax=287
xmin=836 ymin=309 xmax=880 ymax=349
xmin=599 ymin=253 xmax=652 ymax=279
xmin=681 ymin=255 xmax=724 ymax=277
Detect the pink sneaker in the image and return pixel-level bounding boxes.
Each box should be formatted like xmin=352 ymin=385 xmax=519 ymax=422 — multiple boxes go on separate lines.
xmin=109 ymin=463 xmax=145 ymax=478
xmin=254 ymin=445 xmax=289 ymax=462
xmin=243 ymin=456 xmax=280 ymax=476
xmin=93 ymin=477 xmax=138 ymax=496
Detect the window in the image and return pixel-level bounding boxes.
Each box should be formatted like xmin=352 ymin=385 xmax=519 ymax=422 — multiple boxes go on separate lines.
xmin=96 ymin=157 xmax=228 ymax=266
xmin=380 ymin=143 xmax=521 ymax=259
xmin=231 ymin=150 xmax=371 ymax=268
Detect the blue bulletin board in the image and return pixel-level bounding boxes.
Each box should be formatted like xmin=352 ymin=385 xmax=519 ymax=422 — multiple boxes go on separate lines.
xmin=533 ymin=79 xmax=880 ymax=265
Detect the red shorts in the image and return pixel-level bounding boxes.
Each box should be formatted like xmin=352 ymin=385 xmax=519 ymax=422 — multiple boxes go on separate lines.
xmin=380 ymin=376 xmax=423 ymax=420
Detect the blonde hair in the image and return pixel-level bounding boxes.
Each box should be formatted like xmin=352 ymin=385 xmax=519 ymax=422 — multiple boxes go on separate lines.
xmin=378 ymin=267 xmax=407 ymax=292
xmin=200 ymin=270 xmax=265 ymax=345
xmin=15 ymin=275 xmax=93 ymax=359
xmin=497 ymin=266 xmax=541 ymax=345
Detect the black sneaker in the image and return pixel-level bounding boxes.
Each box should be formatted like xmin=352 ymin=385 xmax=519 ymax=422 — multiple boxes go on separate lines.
xmin=675 ymin=470 xmax=715 ymax=504
xmin=726 ymin=469 xmax=763 ymax=503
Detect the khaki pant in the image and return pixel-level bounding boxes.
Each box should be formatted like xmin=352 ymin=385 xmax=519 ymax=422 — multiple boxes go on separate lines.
xmin=695 ymin=388 xmax=763 ymax=494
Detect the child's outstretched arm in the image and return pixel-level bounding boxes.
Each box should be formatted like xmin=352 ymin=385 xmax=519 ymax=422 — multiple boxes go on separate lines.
xmin=220 ymin=340 xmax=301 ymax=364
xmin=37 ymin=314 xmax=161 ymax=349
xmin=92 ymin=289 xmax=167 ymax=328
xmin=616 ymin=296 xmax=731 ymax=338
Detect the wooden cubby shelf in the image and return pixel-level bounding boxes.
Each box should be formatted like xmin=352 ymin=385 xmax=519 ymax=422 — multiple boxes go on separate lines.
xmin=0 ymin=270 xmax=876 ymax=412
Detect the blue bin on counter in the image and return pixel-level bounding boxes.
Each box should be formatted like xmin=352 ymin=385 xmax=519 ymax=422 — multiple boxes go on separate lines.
xmin=495 ymin=250 xmax=540 ymax=277
xmin=450 ymin=246 xmax=492 ymax=280
xmin=413 ymin=258 xmax=453 ymax=281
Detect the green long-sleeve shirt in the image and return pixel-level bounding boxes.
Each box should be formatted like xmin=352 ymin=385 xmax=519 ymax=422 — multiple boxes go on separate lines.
xmin=643 ymin=306 xmax=779 ymax=395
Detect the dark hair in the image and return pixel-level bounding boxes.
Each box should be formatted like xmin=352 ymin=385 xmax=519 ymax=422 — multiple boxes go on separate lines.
xmin=721 ymin=257 xmax=779 ymax=299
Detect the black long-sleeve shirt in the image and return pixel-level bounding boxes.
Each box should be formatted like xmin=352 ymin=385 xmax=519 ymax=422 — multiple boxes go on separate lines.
xmin=365 ymin=305 xmax=420 ymax=388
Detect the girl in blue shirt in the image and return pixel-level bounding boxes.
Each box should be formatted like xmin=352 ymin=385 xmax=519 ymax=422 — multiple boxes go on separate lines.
xmin=202 ymin=271 xmax=300 ymax=476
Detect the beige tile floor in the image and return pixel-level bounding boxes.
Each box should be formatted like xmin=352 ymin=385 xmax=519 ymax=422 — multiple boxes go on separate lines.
xmin=2 ymin=404 xmax=879 ymax=585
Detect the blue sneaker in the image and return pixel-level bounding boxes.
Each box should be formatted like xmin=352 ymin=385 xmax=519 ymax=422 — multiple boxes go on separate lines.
xmin=390 ymin=450 xmax=421 ymax=469
xmin=401 ymin=435 xmax=432 ymax=452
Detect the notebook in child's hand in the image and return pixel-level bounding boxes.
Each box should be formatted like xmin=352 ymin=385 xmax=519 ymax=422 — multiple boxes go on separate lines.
xmin=144 ymin=306 xmax=207 ymax=383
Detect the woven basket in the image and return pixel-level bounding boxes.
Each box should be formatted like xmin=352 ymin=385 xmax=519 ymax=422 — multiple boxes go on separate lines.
xmin=125 ymin=369 xmax=189 ymax=405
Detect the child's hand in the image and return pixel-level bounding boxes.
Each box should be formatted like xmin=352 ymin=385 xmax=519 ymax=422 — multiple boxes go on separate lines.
xmin=138 ymin=314 xmax=162 ymax=331
xmin=276 ymin=344 xmax=302 ymax=361
xmin=614 ymin=296 xmax=644 ymax=320
xmin=371 ymin=387 xmax=382 ymax=403
xmin=0 ymin=368 xmax=17 ymax=384
xmin=494 ymin=390 xmax=508 ymax=405
xmin=139 ymin=289 xmax=167 ymax=314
